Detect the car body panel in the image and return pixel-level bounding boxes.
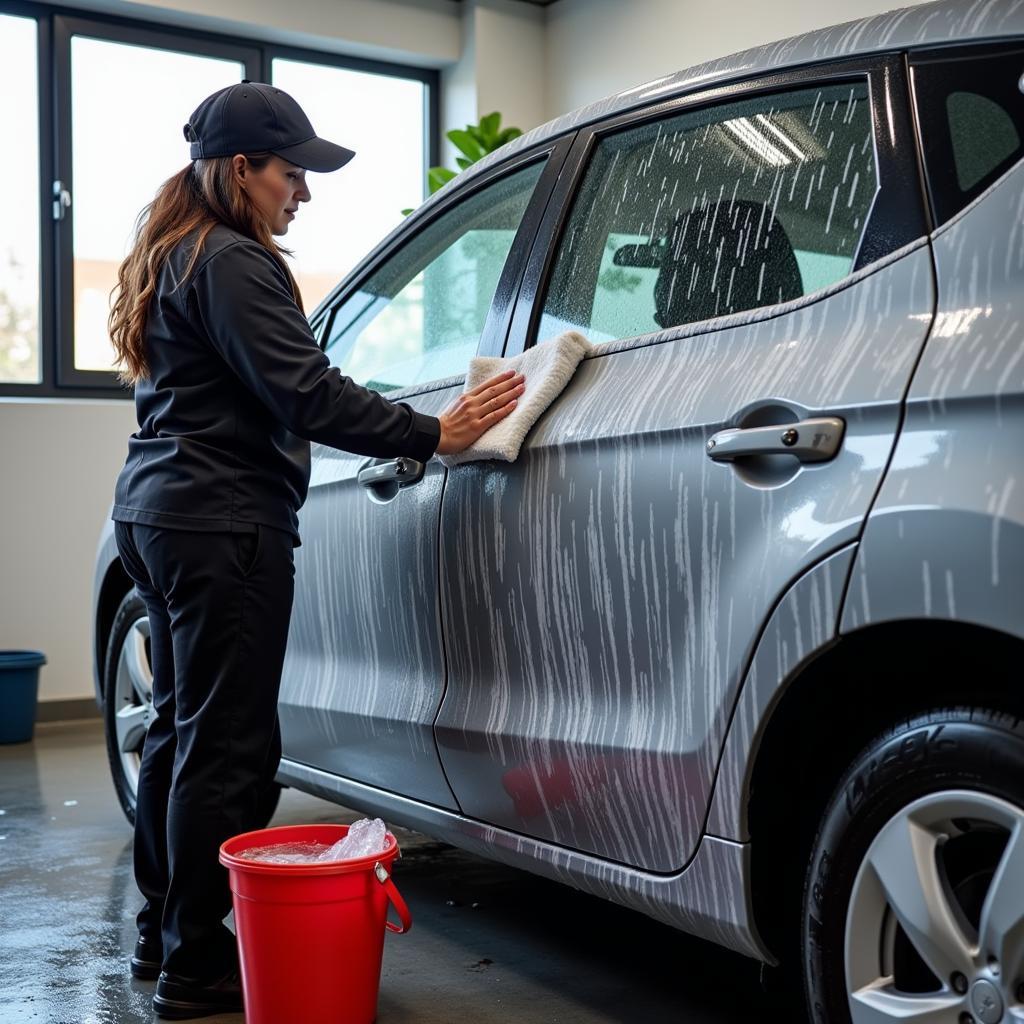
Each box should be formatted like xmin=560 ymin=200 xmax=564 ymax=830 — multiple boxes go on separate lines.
xmin=92 ymin=518 xmax=120 ymax=704
xmin=279 ymin=384 xmax=461 ymax=809
xmin=434 ymin=241 xmax=934 ymax=872
xmin=842 ymin=160 xmax=1024 ymax=642
xmin=705 ymin=543 xmax=856 ymax=841
xmin=275 ymin=755 xmax=772 ymax=962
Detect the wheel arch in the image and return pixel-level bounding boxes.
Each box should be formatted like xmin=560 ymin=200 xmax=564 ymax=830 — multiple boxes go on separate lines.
xmin=93 ymin=558 xmax=134 ymax=708
xmin=745 ymin=618 xmax=1024 ymax=964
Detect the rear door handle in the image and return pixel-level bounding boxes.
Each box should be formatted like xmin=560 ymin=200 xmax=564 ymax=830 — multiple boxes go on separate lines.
xmin=706 ymin=417 xmax=845 ymax=464
xmin=357 ymin=457 xmax=425 ymax=488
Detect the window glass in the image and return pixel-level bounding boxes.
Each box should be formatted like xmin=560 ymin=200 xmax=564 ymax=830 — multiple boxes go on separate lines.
xmin=537 ymin=82 xmax=877 ymax=345
xmin=912 ymin=47 xmax=1024 ymax=225
xmin=272 ymin=59 xmax=426 ymax=314
xmin=325 ymin=162 xmax=544 ymax=392
xmin=71 ymin=36 xmax=243 ymax=372
xmin=947 ymin=92 xmax=1019 ymax=192
xmin=1 ymin=15 xmax=41 ymax=384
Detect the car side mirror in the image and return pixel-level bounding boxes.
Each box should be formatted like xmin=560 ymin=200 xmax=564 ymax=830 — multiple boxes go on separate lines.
xmin=612 ymin=242 xmax=666 ymax=268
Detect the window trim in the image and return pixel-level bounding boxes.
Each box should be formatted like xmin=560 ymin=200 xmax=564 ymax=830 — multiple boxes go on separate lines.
xmin=504 ymin=51 xmax=928 ymax=359
xmin=316 ymin=133 xmax=576 ymax=387
xmin=0 ymin=0 xmax=440 ymax=399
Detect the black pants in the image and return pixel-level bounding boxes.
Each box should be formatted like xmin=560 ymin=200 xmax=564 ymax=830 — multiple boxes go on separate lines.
xmin=113 ymin=521 xmax=295 ymax=979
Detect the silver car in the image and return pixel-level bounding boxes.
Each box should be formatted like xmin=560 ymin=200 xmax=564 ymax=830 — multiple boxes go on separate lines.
xmin=93 ymin=2 xmax=1024 ymax=1020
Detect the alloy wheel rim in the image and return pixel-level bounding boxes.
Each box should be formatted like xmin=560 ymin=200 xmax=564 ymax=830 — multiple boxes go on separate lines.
xmin=113 ymin=615 xmax=154 ymax=804
xmin=845 ymin=788 xmax=1024 ymax=1024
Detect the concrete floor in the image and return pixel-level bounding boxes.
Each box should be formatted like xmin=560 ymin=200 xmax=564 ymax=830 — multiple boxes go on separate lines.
xmin=0 ymin=720 xmax=785 ymax=1023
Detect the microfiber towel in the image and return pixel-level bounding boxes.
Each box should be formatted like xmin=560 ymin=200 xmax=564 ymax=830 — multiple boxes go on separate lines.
xmin=438 ymin=330 xmax=592 ymax=467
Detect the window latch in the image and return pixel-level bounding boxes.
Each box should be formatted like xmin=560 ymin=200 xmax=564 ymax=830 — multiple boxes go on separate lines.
xmin=52 ymin=180 xmax=72 ymax=222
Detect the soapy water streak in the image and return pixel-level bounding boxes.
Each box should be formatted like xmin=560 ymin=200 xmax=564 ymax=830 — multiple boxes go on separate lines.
xmin=238 ymin=818 xmax=389 ymax=864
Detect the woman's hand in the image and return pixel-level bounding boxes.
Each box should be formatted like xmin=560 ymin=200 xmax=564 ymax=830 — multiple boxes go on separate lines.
xmin=435 ymin=370 xmax=526 ymax=456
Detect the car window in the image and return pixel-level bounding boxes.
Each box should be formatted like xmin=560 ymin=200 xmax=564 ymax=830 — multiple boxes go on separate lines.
xmin=324 ymin=161 xmax=545 ymax=392
xmin=536 ymin=81 xmax=878 ymax=345
xmin=911 ymin=45 xmax=1024 ymax=226
xmin=311 ymin=316 xmax=328 ymax=346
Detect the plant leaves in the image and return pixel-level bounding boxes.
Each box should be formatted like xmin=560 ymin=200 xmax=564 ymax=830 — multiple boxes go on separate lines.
xmin=447 ymin=129 xmax=485 ymax=162
xmin=478 ymin=112 xmax=501 ymax=142
xmin=420 ymin=114 xmax=523 ymax=198
xmin=428 ymin=166 xmax=458 ymax=194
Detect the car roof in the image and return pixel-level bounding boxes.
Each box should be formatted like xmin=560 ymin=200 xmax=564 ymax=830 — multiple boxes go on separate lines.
xmin=436 ymin=0 xmax=1024 ymax=200
xmin=315 ymin=0 xmax=1023 ymax=321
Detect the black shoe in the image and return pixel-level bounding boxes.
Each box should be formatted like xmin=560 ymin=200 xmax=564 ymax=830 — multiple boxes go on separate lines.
xmin=152 ymin=969 xmax=243 ymax=1020
xmin=130 ymin=935 xmax=163 ymax=980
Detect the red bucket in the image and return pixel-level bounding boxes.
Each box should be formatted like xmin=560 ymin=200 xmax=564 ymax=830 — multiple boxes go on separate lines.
xmin=219 ymin=823 xmax=412 ymax=1024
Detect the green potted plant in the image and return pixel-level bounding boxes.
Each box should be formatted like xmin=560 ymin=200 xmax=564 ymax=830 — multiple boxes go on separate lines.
xmin=403 ymin=111 xmax=523 ymax=215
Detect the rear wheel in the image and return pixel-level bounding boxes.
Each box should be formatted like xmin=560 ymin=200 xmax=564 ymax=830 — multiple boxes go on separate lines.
xmin=803 ymin=708 xmax=1024 ymax=1024
xmin=102 ymin=589 xmax=282 ymax=827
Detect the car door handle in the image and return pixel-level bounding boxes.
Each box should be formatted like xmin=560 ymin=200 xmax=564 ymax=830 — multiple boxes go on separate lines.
xmin=706 ymin=417 xmax=845 ymax=463
xmin=357 ymin=457 xmax=426 ymax=488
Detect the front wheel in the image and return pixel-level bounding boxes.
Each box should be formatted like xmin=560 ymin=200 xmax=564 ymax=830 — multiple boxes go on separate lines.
xmin=103 ymin=590 xmax=154 ymax=825
xmin=102 ymin=589 xmax=282 ymax=827
xmin=803 ymin=708 xmax=1024 ymax=1024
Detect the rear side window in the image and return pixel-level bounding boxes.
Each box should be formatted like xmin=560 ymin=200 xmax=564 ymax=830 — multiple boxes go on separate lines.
xmin=536 ymin=81 xmax=878 ymax=345
xmin=911 ymin=44 xmax=1024 ymax=226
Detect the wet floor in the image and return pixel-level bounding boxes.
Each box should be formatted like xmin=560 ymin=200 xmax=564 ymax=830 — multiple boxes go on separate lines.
xmin=0 ymin=720 xmax=790 ymax=1023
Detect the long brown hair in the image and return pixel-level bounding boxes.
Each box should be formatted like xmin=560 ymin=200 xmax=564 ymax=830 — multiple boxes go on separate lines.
xmin=108 ymin=153 xmax=304 ymax=386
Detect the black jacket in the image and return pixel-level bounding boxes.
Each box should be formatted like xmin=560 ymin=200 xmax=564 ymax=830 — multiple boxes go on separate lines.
xmin=112 ymin=223 xmax=441 ymax=543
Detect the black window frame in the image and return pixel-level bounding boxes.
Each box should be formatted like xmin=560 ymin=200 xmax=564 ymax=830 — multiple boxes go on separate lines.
xmin=0 ymin=0 xmax=440 ymax=399
xmin=504 ymin=51 xmax=929 ymax=358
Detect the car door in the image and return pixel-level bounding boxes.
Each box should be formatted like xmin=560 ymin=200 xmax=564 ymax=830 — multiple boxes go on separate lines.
xmin=435 ymin=55 xmax=936 ymax=868
xmin=278 ymin=140 xmax=570 ymax=807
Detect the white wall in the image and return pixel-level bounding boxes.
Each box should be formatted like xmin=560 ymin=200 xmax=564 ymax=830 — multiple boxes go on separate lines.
xmin=59 ymin=0 xmax=461 ymax=66
xmin=441 ymin=0 xmax=547 ymax=167
xmin=0 ymin=401 xmax=137 ymax=703
xmin=473 ymin=2 xmax=546 ymax=141
xmin=544 ymin=0 xmax=935 ymax=119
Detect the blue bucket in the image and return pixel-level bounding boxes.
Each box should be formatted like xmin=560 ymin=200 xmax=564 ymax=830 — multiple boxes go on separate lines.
xmin=0 ymin=651 xmax=47 ymax=744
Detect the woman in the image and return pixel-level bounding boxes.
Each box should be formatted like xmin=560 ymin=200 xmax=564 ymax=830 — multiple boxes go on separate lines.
xmin=108 ymin=80 xmax=524 ymax=1020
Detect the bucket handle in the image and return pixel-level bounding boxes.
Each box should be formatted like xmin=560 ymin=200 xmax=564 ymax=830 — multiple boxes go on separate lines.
xmin=374 ymin=862 xmax=412 ymax=934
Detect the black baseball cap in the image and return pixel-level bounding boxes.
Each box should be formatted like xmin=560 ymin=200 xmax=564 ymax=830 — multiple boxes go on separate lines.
xmin=183 ymin=80 xmax=355 ymax=172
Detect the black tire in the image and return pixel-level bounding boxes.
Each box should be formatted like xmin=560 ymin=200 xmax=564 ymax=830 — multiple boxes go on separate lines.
xmin=102 ymin=588 xmax=284 ymax=829
xmin=802 ymin=707 xmax=1024 ymax=1024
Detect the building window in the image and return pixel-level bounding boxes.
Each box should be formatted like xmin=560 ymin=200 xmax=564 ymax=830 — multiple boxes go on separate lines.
xmin=0 ymin=8 xmax=437 ymax=398
xmin=70 ymin=35 xmax=246 ymax=374
xmin=1 ymin=13 xmax=41 ymax=385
